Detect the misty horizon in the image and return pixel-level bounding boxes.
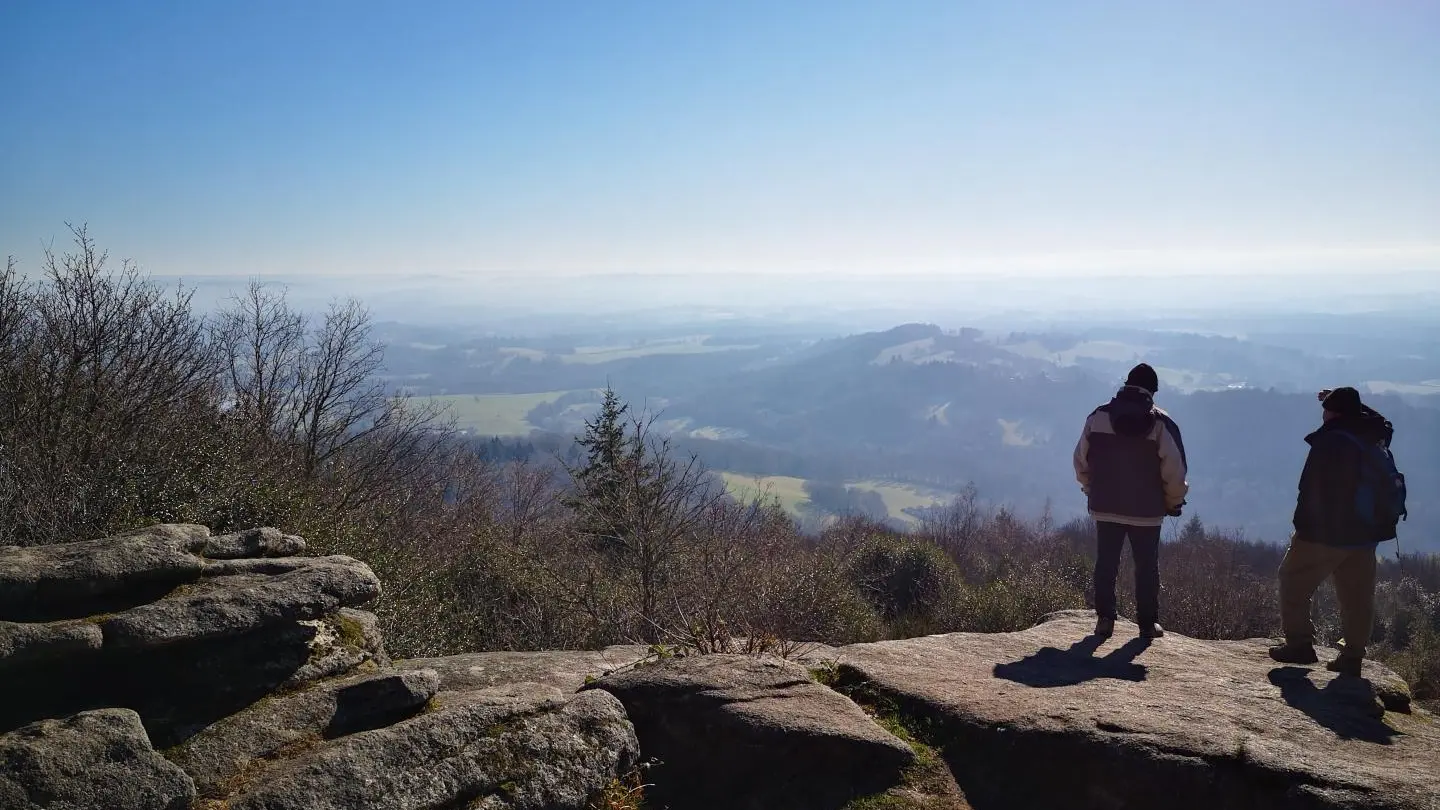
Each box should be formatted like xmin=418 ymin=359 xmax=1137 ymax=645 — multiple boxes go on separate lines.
xmin=127 ymin=268 xmax=1439 ymax=327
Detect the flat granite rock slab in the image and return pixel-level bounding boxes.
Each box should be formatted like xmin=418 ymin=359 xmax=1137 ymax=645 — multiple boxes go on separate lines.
xmin=836 ymin=609 xmax=1440 ymax=810
xmin=398 ymin=644 xmax=652 ymax=694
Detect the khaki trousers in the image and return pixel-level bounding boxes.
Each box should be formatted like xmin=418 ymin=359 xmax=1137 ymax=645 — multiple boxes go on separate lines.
xmin=1278 ymin=538 xmax=1377 ymax=660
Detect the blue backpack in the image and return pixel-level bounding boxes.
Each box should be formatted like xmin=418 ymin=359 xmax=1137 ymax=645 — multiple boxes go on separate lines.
xmin=1336 ymin=431 xmax=1408 ymax=536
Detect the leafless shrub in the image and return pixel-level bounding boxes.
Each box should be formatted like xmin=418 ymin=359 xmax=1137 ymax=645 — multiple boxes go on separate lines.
xmin=0 ymin=226 xmax=222 ymax=544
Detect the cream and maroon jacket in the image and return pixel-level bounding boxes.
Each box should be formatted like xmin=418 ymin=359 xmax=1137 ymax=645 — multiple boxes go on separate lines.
xmin=1073 ymin=385 xmax=1189 ymax=528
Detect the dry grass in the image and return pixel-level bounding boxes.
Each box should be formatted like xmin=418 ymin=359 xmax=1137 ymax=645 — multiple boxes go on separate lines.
xmin=843 ymin=705 xmax=970 ymax=809
xmin=589 ymin=762 xmax=655 ymax=810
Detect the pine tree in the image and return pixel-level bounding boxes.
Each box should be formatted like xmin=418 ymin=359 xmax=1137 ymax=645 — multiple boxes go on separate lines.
xmin=1180 ymin=514 xmax=1205 ymax=544
xmin=560 ymin=386 xmax=736 ymax=643
xmin=574 ymin=387 xmax=628 ymax=495
xmin=566 ymin=386 xmax=641 ymax=550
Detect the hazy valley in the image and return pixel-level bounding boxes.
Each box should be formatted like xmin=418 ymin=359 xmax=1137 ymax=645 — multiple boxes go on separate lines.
xmin=361 ymin=308 xmax=1440 ymax=551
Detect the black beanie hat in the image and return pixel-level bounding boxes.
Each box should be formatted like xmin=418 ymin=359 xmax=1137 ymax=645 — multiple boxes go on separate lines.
xmin=1125 ymin=363 xmax=1159 ymax=394
xmin=1322 ymin=386 xmax=1364 ymax=416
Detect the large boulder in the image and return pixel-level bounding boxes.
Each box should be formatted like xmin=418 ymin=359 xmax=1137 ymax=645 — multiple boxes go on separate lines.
xmin=167 ymin=668 xmax=441 ymax=799
xmin=584 ymin=654 xmax=916 ymax=810
xmin=1 ymin=523 xmax=638 ymax=810
xmin=835 ymin=610 xmax=1440 ymax=810
xmin=224 ymin=683 xmax=638 ymax=810
xmin=0 ymin=709 xmax=195 ymax=810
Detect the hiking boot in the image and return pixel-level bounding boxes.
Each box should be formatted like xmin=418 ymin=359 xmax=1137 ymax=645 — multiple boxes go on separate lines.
xmin=1268 ymin=642 xmax=1319 ymax=665
xmin=1094 ymin=617 xmax=1115 ymax=638
xmin=1326 ymin=656 xmax=1363 ymax=677
xmin=1139 ymin=623 xmax=1164 ymax=639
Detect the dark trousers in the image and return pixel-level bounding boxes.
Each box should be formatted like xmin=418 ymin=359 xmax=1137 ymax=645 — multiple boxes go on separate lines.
xmin=1094 ymin=521 xmax=1162 ymax=627
xmin=1278 ymin=538 xmax=1376 ymax=659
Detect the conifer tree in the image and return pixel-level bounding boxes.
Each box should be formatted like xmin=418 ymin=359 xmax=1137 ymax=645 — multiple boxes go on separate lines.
xmin=566 ymin=386 xmax=646 ymax=551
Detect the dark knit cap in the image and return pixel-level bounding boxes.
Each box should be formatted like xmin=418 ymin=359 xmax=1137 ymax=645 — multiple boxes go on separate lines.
xmin=1322 ymin=386 xmax=1365 ymax=416
xmin=1125 ymin=363 xmax=1159 ymax=394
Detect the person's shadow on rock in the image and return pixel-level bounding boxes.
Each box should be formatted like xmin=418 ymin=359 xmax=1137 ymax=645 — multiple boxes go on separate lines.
xmin=993 ymin=634 xmax=1150 ymax=688
xmin=1267 ymin=667 xmax=1401 ymax=745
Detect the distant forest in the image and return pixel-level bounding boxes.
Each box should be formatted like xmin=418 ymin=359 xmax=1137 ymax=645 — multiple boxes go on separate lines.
xmin=400 ymin=322 xmax=1440 ymax=551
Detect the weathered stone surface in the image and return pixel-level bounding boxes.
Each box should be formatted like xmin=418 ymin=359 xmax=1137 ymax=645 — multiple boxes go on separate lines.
xmin=202 ymin=527 xmax=307 ymax=559
xmin=398 ymin=644 xmax=651 ymax=694
xmin=168 ymin=668 xmax=440 ymax=798
xmin=0 ymin=709 xmax=195 ymax=810
xmin=100 ymin=555 xmax=380 ymax=650
xmin=0 ymin=526 xmax=210 ymax=621
xmin=0 ymin=613 xmax=386 ymax=742
xmin=140 ymin=613 xmax=389 ymax=747
xmin=835 ymin=610 xmax=1440 ymax=810
xmin=586 ymin=653 xmax=916 ymax=810
xmin=0 ymin=562 xmax=379 ymax=692
xmin=282 ymin=608 xmax=389 ymax=688
xmin=334 ymin=608 xmax=384 ymax=656
xmin=0 ymin=525 xmax=316 ymax=624
xmin=226 ymin=683 xmax=638 ymax=810
xmin=0 ymin=620 xmax=102 ymax=673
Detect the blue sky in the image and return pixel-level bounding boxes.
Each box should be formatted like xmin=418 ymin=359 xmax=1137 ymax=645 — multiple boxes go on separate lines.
xmin=2 ymin=0 xmax=1437 ymax=278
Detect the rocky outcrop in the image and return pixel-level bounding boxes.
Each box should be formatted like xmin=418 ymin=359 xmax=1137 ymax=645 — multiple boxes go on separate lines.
xmin=833 ymin=610 xmax=1440 ymax=810
xmin=0 ymin=525 xmax=388 ymax=742
xmin=585 ymin=654 xmax=917 ymax=809
xmin=0 ymin=525 xmax=639 ymax=810
xmin=5 ymin=526 xmax=1438 ymax=810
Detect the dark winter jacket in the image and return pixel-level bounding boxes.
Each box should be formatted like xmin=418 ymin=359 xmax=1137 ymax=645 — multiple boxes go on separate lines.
xmin=1074 ymin=386 xmax=1189 ymax=527
xmin=1293 ymin=408 xmax=1397 ymax=546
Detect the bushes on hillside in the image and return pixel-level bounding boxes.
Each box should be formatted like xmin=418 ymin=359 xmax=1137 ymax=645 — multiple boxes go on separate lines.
xmin=841 ymin=527 xmax=966 ymax=636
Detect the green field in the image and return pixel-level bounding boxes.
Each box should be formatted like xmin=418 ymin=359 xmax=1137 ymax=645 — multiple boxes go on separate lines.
xmin=428 ymin=391 xmax=574 ymax=436
xmin=848 ymin=480 xmax=956 ymax=524
xmin=717 ymin=473 xmax=812 ymax=513
xmin=718 ymin=472 xmax=955 ymax=525
xmin=560 ymin=336 xmax=757 ymax=365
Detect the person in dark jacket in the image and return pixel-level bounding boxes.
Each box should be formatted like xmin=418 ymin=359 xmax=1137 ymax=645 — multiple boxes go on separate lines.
xmin=1074 ymin=363 xmax=1189 ymax=640
xmin=1268 ymin=387 xmax=1395 ymax=675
